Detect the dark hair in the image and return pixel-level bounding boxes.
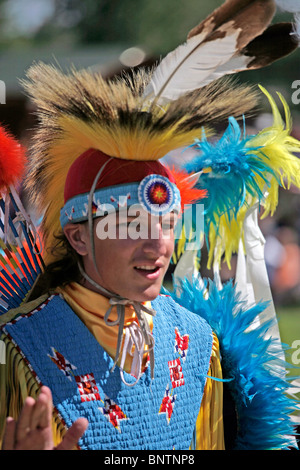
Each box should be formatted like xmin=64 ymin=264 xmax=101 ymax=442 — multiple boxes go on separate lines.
xmin=28 ymin=230 xmax=83 ymax=300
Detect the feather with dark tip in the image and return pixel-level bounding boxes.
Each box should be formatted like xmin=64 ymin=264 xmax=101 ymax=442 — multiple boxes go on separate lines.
xmin=144 ymin=0 xmax=277 ymax=104
xmin=242 ymin=22 xmax=299 ymax=69
xmin=187 ymin=0 xmax=276 ymax=47
xmin=198 ymin=22 xmax=299 ymax=82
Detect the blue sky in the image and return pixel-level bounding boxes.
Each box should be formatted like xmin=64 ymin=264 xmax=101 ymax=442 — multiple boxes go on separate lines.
xmin=3 ymin=0 xmax=55 ymax=36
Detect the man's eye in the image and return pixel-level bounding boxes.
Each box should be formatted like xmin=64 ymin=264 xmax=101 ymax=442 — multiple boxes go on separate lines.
xmin=117 ymin=221 xmax=147 ymax=232
xmin=129 ymin=221 xmax=140 ymax=228
xmin=162 ymin=221 xmax=175 ymax=231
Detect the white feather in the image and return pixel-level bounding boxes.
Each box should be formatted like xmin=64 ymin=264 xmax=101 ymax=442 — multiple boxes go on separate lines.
xmin=275 ymin=1 xmax=300 ymax=45
xmin=292 ymin=13 xmax=300 ymax=43
xmin=143 ymin=29 xmax=241 ymax=105
xmin=197 ymin=53 xmax=253 ymax=86
xmin=275 ymin=0 xmax=300 ymax=13
xmin=143 ymin=0 xmax=295 ymax=106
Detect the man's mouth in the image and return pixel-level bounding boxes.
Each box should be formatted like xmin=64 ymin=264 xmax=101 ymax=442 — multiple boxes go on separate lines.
xmin=134 ymin=265 xmax=160 ymax=274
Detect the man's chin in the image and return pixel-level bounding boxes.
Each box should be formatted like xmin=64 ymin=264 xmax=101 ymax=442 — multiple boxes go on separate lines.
xmin=132 ymin=283 xmax=162 ymax=303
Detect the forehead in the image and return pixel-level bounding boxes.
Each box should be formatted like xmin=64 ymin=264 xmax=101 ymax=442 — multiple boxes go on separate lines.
xmin=117 ymin=206 xmax=176 ymax=222
xmin=98 ymin=205 xmax=176 ymax=222
xmin=94 ymin=206 xmax=177 ymax=241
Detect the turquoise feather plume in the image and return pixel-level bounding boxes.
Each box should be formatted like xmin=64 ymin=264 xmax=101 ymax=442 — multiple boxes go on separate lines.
xmin=166 ymin=276 xmax=299 ymax=450
xmin=184 ymin=117 xmax=276 ymax=229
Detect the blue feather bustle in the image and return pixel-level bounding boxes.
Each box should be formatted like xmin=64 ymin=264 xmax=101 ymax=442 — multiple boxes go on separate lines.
xmin=167 ymin=276 xmax=299 ymax=450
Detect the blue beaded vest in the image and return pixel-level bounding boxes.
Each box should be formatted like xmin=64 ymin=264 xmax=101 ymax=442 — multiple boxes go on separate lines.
xmin=3 ymin=293 xmax=213 ymax=450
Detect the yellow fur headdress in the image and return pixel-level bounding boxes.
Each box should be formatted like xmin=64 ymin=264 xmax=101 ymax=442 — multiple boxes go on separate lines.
xmin=22 ymin=67 xmax=257 ymax=262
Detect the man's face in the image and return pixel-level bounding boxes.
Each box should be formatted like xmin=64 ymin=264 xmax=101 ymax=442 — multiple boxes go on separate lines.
xmin=82 ymin=208 xmax=176 ymax=302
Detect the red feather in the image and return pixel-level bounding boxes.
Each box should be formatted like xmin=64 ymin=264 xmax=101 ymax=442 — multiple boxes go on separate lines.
xmin=167 ymin=165 xmax=207 ymax=210
xmin=0 ymin=126 xmax=26 ymax=190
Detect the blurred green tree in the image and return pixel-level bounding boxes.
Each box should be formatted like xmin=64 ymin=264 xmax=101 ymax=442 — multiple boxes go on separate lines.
xmin=0 ymin=0 xmax=299 ymax=107
xmin=0 ymin=0 xmax=222 ymax=52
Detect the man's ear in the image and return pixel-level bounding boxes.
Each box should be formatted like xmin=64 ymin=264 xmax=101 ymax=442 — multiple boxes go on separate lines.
xmin=63 ymin=223 xmax=89 ymax=256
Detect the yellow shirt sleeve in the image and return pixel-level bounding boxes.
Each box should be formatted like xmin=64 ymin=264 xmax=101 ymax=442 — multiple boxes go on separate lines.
xmin=0 ymin=332 xmax=65 ymax=449
xmin=194 ymin=333 xmax=225 ymax=450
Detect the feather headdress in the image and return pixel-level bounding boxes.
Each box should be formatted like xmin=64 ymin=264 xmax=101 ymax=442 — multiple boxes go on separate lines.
xmin=183 ymin=87 xmax=300 ymax=269
xmin=23 ymin=67 xmax=258 ymax=262
xmin=0 ymin=127 xmax=25 ymax=191
xmin=0 ymin=127 xmax=43 ymax=313
xmin=144 ymin=0 xmax=298 ymax=105
xmin=21 ymin=0 xmax=299 ymax=267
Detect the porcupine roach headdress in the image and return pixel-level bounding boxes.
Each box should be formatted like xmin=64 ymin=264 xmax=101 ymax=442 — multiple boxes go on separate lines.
xmin=22 ymin=0 xmax=298 ymax=271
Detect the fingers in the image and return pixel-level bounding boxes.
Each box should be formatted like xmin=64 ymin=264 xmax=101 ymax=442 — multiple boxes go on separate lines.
xmin=15 ymin=386 xmax=52 ymax=442
xmin=31 ymin=386 xmax=53 ymax=429
xmin=2 ymin=386 xmax=88 ymax=450
xmin=36 ymin=387 xmax=88 ymax=450
xmin=39 ymin=386 xmax=53 ymax=428
xmin=56 ymin=418 xmax=89 ymax=450
xmin=15 ymin=396 xmax=36 ymax=443
xmin=2 ymin=386 xmax=55 ymax=450
xmin=2 ymin=417 xmax=16 ymax=450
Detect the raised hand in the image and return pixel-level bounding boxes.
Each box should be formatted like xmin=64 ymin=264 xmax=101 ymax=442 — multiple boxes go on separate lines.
xmin=2 ymin=386 xmax=88 ymax=450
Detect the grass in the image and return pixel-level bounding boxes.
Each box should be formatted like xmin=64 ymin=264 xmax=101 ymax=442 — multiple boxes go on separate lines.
xmin=277 ymin=305 xmax=300 ymax=346
xmin=277 ymin=304 xmax=300 ymax=379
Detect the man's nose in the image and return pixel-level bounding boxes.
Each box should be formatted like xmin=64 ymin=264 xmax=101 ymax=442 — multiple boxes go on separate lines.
xmin=142 ymin=223 xmax=168 ymax=255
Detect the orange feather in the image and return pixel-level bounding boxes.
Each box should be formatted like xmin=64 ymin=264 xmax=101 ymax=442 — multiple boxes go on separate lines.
xmin=0 ymin=126 xmax=26 ymax=190
xmin=167 ymin=165 xmax=207 ymax=211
